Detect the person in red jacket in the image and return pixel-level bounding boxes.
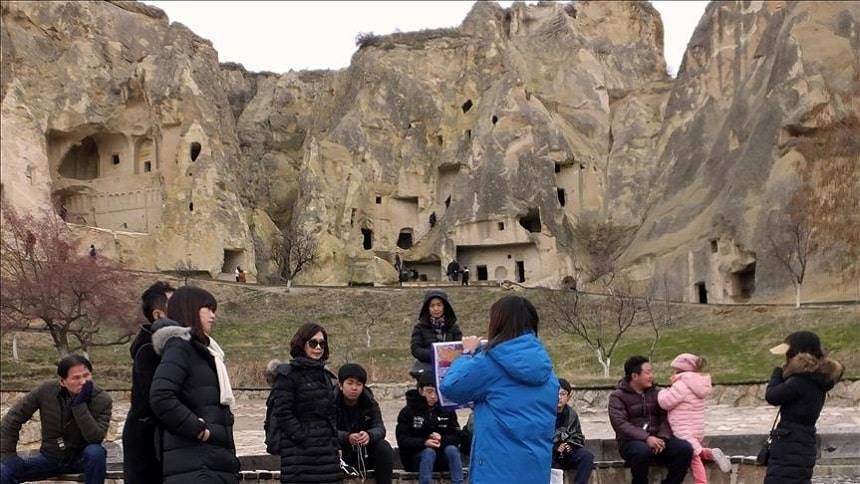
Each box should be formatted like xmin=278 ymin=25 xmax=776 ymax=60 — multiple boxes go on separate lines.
xmin=608 ymin=356 xmax=692 ymax=484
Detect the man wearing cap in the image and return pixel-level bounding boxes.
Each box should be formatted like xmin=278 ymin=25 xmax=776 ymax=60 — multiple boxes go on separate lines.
xmin=553 ymin=378 xmax=594 ymax=484
xmin=336 ymin=364 xmax=394 ymax=484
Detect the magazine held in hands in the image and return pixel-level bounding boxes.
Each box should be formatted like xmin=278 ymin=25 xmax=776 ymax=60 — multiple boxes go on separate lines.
xmin=432 ymin=339 xmax=487 ymax=409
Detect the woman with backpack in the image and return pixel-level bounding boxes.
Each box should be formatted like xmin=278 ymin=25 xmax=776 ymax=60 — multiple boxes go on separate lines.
xmin=270 ymin=323 xmax=340 ymax=483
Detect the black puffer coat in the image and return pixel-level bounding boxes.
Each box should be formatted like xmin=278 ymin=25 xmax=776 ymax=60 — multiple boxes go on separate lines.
xmin=272 ymin=357 xmax=340 ymax=484
xmin=410 ymin=290 xmax=462 ymax=377
xmin=764 ymin=353 xmax=844 ymax=484
xmin=122 ymin=322 xmax=163 ymax=484
xmin=395 ymin=389 xmax=462 ymax=471
xmin=150 ymin=320 xmax=240 ymax=484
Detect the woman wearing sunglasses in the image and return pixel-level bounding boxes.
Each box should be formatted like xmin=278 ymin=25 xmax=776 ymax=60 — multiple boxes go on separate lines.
xmin=271 ymin=322 xmax=340 ymax=483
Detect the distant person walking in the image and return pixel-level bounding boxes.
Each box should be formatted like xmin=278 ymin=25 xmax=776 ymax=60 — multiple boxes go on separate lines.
xmin=88 ymin=244 xmax=96 ymax=258
xmin=446 ymin=260 xmax=460 ymax=282
xmin=764 ymin=331 xmax=844 ymax=484
xmin=122 ymin=281 xmax=174 ymax=484
xmin=409 ymin=290 xmax=462 ymax=380
xmin=658 ymin=354 xmax=730 ymax=483
xmin=440 ymin=295 xmax=558 ymax=484
xmin=149 ymin=286 xmax=240 ymax=484
xmin=460 ymin=267 xmax=469 ymax=286
xmin=271 ymin=323 xmax=340 ymax=483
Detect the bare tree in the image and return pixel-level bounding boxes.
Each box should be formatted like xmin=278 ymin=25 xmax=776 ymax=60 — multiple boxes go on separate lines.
xmin=273 ymin=222 xmax=318 ymax=289
xmin=543 ymin=285 xmax=641 ymax=378
xmin=572 ymin=214 xmax=634 ymax=289
xmin=354 ymin=295 xmax=390 ymax=349
xmin=173 ymin=259 xmax=196 ymax=286
xmin=642 ymin=276 xmax=673 ymax=359
xmin=766 ymin=194 xmax=819 ymax=308
xmin=1 ymin=205 xmax=137 ymax=357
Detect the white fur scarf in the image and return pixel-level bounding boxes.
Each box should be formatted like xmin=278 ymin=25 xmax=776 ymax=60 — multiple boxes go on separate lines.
xmin=207 ymin=338 xmax=235 ymax=407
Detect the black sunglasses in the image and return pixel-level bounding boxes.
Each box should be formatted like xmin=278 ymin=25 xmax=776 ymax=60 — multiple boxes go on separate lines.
xmin=307 ymin=338 xmax=327 ymax=349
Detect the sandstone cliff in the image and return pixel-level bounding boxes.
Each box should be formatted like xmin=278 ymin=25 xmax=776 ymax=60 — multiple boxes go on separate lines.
xmin=2 ymin=1 xmax=857 ymax=302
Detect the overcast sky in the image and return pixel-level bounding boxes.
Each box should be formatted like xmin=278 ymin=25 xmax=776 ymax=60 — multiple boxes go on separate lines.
xmin=145 ymin=1 xmax=708 ymax=76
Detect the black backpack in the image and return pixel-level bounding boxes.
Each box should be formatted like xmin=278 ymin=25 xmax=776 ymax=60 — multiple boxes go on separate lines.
xmin=264 ymin=364 xmax=291 ymax=455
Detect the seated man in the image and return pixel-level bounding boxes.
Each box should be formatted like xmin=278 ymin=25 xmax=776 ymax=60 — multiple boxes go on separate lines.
xmin=335 ymin=364 xmax=394 ymax=484
xmin=396 ymin=372 xmax=464 ymax=484
xmin=553 ymin=378 xmax=594 ymax=484
xmin=609 ymin=356 xmax=693 ymax=484
xmin=1 ymin=355 xmax=112 ymax=484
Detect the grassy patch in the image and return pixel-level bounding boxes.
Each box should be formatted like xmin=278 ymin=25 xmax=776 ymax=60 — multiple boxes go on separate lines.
xmin=1 ymin=283 xmax=857 ymax=389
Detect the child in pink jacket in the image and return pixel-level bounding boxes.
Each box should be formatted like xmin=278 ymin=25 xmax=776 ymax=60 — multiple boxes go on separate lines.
xmin=658 ymin=353 xmax=731 ymax=483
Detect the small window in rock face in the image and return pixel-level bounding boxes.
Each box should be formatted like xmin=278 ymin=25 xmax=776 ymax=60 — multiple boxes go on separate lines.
xmin=436 ymin=135 xmax=443 ymax=146
xmin=498 ymin=221 xmax=505 ymax=231
xmin=580 ymin=163 xmax=586 ymax=170
xmin=361 ymin=228 xmax=373 ymax=250
xmin=554 ymin=163 xmax=561 ymax=173
xmin=144 ymin=161 xmax=152 ymax=173
xmin=710 ymin=239 xmax=719 ymax=253
xmin=112 ymin=154 xmax=120 ymax=165
xmin=445 ymin=196 xmax=451 ymax=208
xmin=375 ymin=196 xmax=382 ymax=204
xmin=465 ymin=129 xmax=471 ymax=140
xmin=491 ymin=115 xmax=498 ymax=125
xmin=557 ymin=188 xmax=566 ymax=206
xmin=462 ymin=99 xmax=473 ymax=113
xmin=190 ymin=142 xmax=202 ymax=162
xmin=429 ymin=212 xmax=437 ymax=227
xmin=189 ymin=202 xmax=194 ymax=212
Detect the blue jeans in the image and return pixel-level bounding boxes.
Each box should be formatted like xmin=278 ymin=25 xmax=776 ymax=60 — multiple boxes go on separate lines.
xmin=0 ymin=444 xmax=106 ymax=484
xmin=418 ymin=446 xmax=463 ymax=484
xmin=553 ymin=447 xmax=594 ymax=484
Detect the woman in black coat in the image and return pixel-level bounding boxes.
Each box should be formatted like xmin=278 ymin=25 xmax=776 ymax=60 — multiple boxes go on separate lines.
xmin=271 ymin=322 xmax=340 ymax=484
xmin=150 ymin=287 xmax=240 ymax=484
xmin=764 ymin=331 xmax=844 ymax=484
xmin=409 ymin=290 xmax=462 ymax=379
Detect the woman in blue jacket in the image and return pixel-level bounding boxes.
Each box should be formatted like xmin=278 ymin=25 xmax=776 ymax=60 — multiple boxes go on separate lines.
xmin=440 ymin=295 xmax=558 ymax=484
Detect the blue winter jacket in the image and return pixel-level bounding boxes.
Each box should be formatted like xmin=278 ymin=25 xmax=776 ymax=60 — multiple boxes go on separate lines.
xmin=440 ymin=332 xmax=558 ymax=484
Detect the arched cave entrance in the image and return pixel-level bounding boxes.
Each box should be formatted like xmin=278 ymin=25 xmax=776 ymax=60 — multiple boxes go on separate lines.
xmin=58 ymin=136 xmax=99 ymax=180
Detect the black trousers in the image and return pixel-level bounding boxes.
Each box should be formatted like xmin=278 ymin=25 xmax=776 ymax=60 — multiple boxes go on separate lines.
xmin=342 ymin=439 xmax=394 ymax=484
xmin=121 ymin=419 xmax=162 ymax=484
xmin=621 ymin=437 xmax=693 ymax=484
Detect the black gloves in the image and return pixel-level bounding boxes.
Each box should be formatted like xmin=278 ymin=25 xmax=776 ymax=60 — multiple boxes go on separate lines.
xmin=71 ymin=380 xmax=94 ymax=406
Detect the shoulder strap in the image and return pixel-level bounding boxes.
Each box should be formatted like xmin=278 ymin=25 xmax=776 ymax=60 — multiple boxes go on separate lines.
xmin=769 ymin=408 xmax=781 ymax=432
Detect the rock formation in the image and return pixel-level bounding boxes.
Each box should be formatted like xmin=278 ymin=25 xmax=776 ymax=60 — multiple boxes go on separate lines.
xmin=2 ymin=1 xmax=857 ymax=302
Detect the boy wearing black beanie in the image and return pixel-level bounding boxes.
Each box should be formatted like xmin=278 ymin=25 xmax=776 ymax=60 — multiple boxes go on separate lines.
xmin=336 ymin=363 xmax=393 ymax=484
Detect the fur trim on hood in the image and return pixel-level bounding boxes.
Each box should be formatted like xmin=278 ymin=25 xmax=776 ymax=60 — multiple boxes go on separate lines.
xmin=151 ymin=322 xmax=191 ymax=355
xmin=783 ymin=352 xmax=845 ymax=383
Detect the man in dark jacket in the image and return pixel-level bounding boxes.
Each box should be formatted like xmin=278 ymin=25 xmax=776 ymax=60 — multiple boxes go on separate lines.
xmin=608 ymin=356 xmax=692 ymax=484
xmin=122 ymin=281 xmax=174 ymax=484
xmin=409 ymin=290 xmax=462 ymax=379
xmin=395 ymin=372 xmax=464 ymax=484
xmin=1 ymin=355 xmax=112 ymax=484
xmin=553 ymin=378 xmax=593 ymax=484
xmin=336 ymin=364 xmax=393 ymax=484
xmin=446 ymin=260 xmax=460 ymax=282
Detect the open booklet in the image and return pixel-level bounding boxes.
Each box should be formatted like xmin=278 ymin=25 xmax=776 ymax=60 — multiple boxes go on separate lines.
xmin=432 ymin=339 xmax=488 ymax=409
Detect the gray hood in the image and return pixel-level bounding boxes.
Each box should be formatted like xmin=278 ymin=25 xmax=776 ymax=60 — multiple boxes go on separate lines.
xmin=151 ymin=318 xmax=191 ymax=355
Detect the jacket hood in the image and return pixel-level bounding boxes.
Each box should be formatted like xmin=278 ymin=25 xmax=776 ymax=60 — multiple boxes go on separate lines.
xmin=151 ymin=318 xmax=190 ymax=355
xmin=418 ymin=289 xmax=457 ymax=325
xmin=405 ymin=388 xmax=430 ymax=410
xmin=129 ymin=323 xmax=154 ymax=358
xmin=676 ymin=371 xmax=712 ymax=399
xmin=784 ymin=353 xmax=845 ymax=386
xmin=487 ymin=332 xmax=553 ymax=386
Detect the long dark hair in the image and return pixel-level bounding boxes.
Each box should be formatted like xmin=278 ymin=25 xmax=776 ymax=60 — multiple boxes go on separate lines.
xmin=290 ymin=322 xmax=330 ymax=360
xmin=486 ymin=295 xmax=539 ymax=349
xmin=167 ymin=286 xmax=217 ymax=345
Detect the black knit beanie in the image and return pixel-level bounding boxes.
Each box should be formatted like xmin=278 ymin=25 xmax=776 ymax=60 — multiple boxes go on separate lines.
xmin=338 ymin=363 xmax=368 ymax=384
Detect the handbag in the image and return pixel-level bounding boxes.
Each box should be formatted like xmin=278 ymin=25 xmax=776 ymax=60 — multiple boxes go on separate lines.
xmin=756 ymin=408 xmax=780 ymax=465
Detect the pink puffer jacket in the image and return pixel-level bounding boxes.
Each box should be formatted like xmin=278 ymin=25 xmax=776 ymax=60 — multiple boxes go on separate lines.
xmin=658 ymin=371 xmax=712 ymax=454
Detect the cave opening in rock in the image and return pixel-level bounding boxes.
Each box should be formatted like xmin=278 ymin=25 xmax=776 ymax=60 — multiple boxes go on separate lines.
xmin=396 ymin=228 xmax=414 ymax=250
xmin=375 ymin=196 xmax=382 ymax=204
xmin=554 ymin=163 xmax=561 ymax=173
xmin=519 ymin=208 xmax=541 ymax=233
xmin=361 ymin=228 xmax=373 ymax=250
xmin=731 ymin=263 xmax=756 ymax=300
xmin=445 ymin=196 xmax=451 ymax=208
xmin=695 ymin=282 xmax=708 ymax=304
xmin=462 ymin=99 xmax=473 ymax=113
xmin=498 ymin=221 xmax=505 ymax=231
xmin=515 ymin=260 xmax=526 ymax=283
xmin=465 ymin=129 xmax=471 ymax=141
xmin=710 ymin=239 xmax=719 ymax=253
xmin=476 ymin=265 xmax=488 ymax=281
xmin=58 ymin=136 xmax=100 ymax=180
xmin=557 ymin=188 xmax=566 ymax=207
xmin=491 ymin=115 xmax=498 ymax=125
xmin=429 ymin=212 xmax=437 ymax=227
xmin=436 ymin=134 xmax=443 ymax=146
xmin=189 ymin=202 xmax=194 ymax=212
xmin=111 ymin=154 xmax=120 ymax=165
xmin=190 ymin=142 xmax=202 ymax=162
xmin=144 ymin=161 xmax=152 ymax=173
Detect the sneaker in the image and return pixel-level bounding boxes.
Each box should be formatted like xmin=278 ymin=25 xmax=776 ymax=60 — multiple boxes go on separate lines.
xmin=711 ymin=447 xmax=732 ymax=473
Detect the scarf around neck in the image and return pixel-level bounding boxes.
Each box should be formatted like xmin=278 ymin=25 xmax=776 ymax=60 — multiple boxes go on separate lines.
xmin=207 ymin=337 xmax=235 ymax=407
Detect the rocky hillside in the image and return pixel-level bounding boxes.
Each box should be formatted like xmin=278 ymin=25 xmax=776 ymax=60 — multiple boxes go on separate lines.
xmin=1 ymin=1 xmax=857 ymax=302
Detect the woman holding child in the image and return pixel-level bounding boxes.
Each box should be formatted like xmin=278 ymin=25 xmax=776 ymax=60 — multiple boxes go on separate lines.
xmin=440 ymin=295 xmax=559 ymax=484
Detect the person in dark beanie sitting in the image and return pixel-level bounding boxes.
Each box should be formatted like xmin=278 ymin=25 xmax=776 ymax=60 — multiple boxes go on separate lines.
xmin=609 ymin=356 xmax=692 ymax=484
xmin=335 ymin=364 xmax=394 ymax=484
xmin=396 ymin=372 xmax=464 ymax=484
xmin=1 ymin=355 xmax=112 ymax=484
xmin=553 ymin=378 xmax=594 ymax=484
